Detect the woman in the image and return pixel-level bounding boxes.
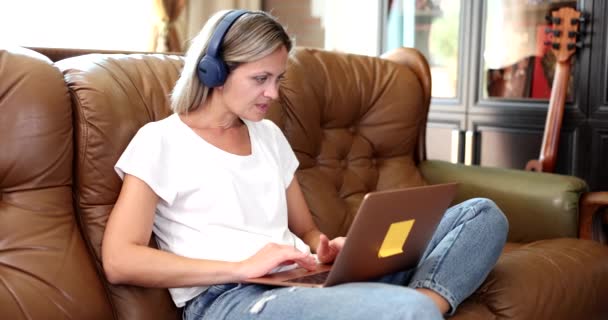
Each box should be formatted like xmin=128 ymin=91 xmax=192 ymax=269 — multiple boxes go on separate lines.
xmin=101 ymin=9 xmax=508 ymax=320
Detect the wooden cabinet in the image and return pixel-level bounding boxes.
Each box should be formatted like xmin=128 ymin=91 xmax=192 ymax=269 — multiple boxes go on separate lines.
xmin=586 ymin=0 xmax=608 ymax=190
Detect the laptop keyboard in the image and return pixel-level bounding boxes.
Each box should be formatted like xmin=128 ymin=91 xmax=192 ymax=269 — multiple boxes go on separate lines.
xmin=285 ymin=271 xmax=330 ymax=284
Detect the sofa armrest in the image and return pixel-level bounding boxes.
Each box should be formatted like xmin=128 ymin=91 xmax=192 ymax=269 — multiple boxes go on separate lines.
xmin=419 ymin=160 xmax=588 ymax=243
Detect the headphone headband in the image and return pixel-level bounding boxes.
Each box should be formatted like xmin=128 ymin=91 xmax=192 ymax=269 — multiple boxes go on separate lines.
xmin=206 ymin=10 xmax=248 ymax=59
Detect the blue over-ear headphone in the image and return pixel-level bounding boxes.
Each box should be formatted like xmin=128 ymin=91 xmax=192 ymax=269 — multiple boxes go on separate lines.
xmin=197 ymin=10 xmax=248 ymax=87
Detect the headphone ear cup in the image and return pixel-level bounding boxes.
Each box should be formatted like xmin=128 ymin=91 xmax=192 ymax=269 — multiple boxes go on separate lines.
xmin=197 ymin=55 xmax=228 ymax=88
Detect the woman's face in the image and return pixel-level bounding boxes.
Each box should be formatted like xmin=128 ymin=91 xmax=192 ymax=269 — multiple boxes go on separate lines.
xmin=218 ymin=45 xmax=288 ymax=122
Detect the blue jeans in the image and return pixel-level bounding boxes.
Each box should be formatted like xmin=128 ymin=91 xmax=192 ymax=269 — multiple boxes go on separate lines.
xmin=183 ymin=198 xmax=508 ymax=320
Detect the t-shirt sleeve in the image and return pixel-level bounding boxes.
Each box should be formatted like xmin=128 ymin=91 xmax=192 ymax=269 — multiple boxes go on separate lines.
xmin=114 ymin=124 xmax=177 ymax=205
xmin=267 ymin=121 xmax=299 ymax=188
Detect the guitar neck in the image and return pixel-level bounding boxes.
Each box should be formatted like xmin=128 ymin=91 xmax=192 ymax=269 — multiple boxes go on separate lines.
xmin=538 ymin=61 xmax=571 ymax=172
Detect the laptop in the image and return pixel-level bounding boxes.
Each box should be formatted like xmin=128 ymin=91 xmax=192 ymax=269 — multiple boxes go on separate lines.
xmin=244 ymin=182 xmax=458 ymax=288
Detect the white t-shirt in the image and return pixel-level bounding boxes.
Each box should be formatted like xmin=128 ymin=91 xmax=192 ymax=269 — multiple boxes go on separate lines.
xmin=114 ymin=113 xmax=310 ymax=307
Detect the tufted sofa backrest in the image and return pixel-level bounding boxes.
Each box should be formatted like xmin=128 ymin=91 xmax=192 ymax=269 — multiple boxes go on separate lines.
xmin=267 ymin=48 xmax=432 ymax=238
xmin=0 ymin=48 xmax=113 ymax=319
xmin=57 ymin=53 xmax=183 ymax=320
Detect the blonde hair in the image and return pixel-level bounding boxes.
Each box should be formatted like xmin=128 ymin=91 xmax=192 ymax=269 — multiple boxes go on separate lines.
xmin=170 ymin=10 xmax=292 ymax=114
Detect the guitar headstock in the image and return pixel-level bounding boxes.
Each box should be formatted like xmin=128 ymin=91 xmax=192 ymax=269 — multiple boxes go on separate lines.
xmin=545 ymin=7 xmax=583 ymax=63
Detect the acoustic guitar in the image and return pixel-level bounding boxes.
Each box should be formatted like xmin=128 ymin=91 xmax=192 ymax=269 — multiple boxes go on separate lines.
xmin=525 ymin=7 xmax=583 ymax=172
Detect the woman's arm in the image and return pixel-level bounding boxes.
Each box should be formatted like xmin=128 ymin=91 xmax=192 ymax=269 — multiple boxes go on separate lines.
xmin=286 ymin=177 xmax=345 ymax=263
xmin=102 ymin=174 xmax=314 ymax=287
xmin=285 ymin=177 xmax=323 ymax=250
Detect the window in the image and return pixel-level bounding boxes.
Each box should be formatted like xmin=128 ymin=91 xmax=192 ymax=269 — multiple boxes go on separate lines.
xmin=1 ymin=0 xmax=156 ymax=51
xmin=385 ymin=0 xmax=463 ymax=98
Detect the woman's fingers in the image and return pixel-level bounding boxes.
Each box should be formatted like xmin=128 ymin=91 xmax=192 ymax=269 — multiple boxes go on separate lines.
xmin=274 ymin=244 xmax=315 ymax=268
xmin=242 ymin=242 xmax=320 ymax=279
xmin=294 ymin=254 xmax=316 ymax=270
xmin=329 ymin=236 xmax=346 ymax=251
xmin=316 ymin=234 xmax=337 ymax=264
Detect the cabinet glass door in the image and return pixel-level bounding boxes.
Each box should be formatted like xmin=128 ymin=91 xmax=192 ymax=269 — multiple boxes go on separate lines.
xmin=386 ymin=0 xmax=462 ymax=98
xmin=482 ymin=0 xmax=577 ymax=100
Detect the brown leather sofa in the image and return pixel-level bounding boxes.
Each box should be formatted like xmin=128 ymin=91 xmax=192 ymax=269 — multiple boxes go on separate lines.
xmin=1 ymin=45 xmax=608 ymax=320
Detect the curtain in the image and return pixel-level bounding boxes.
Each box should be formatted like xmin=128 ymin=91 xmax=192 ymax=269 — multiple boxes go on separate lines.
xmin=152 ymin=0 xmax=187 ymax=52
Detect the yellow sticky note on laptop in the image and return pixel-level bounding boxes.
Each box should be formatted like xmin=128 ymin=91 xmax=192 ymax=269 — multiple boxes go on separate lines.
xmin=378 ymin=219 xmax=415 ymax=258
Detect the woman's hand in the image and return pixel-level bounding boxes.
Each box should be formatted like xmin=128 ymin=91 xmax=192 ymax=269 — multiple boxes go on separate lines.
xmin=316 ymin=234 xmax=346 ymax=264
xmin=238 ymin=243 xmax=316 ymax=279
